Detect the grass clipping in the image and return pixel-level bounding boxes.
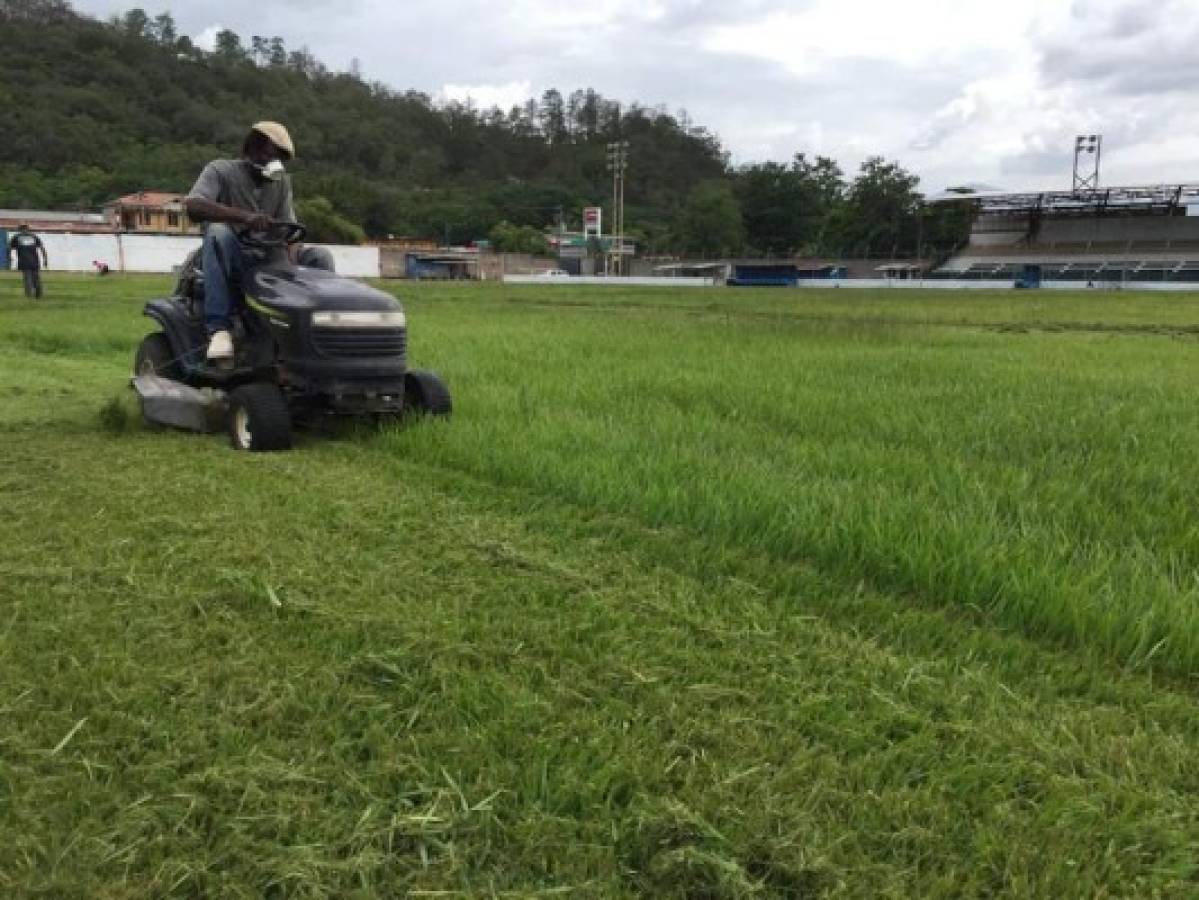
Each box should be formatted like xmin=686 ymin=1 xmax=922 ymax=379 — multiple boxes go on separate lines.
xmin=97 ymin=392 xmax=141 ymax=435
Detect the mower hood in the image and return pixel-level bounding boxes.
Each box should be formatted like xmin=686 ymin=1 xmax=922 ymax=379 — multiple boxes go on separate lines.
xmin=248 ymin=265 xmax=400 ymax=315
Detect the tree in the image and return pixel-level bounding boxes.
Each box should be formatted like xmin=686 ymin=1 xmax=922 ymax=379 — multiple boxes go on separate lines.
xmin=828 ymin=157 xmax=922 ymax=257
xmin=120 ymin=7 xmax=149 ymax=39
xmin=251 ymin=35 xmax=269 ymax=66
xmin=267 ymin=37 xmax=287 ymax=67
xmin=735 ymin=153 xmax=845 ymax=256
xmin=213 ymin=29 xmax=246 ymax=62
xmin=295 ymin=197 xmax=366 ymax=245
xmin=488 ymin=220 xmax=550 ymax=255
xmin=0 ymin=0 xmax=74 ymax=24
xmin=149 ymin=12 xmax=175 ymax=46
xmin=672 ymin=181 xmax=745 ymax=257
xmin=287 ymin=46 xmax=325 ymax=78
xmin=920 ymin=201 xmax=973 ymax=260
xmin=539 ymin=88 xmax=567 ymax=145
xmin=573 ymin=89 xmax=600 ymax=139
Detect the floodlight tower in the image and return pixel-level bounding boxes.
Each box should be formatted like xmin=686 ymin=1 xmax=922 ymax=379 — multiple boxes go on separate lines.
xmin=606 ymin=140 xmax=629 ymax=275
xmin=1073 ymin=134 xmax=1102 ymax=193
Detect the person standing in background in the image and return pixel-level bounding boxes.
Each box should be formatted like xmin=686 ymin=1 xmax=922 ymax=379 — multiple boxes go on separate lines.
xmin=8 ymin=224 xmax=48 ymax=299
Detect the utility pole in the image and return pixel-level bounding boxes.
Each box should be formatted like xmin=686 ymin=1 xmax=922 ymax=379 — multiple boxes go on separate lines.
xmin=606 ymin=140 xmax=629 ymax=276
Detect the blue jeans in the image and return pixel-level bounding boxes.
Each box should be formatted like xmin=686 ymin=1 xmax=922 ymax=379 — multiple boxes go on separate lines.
xmin=202 ymin=223 xmax=335 ymax=335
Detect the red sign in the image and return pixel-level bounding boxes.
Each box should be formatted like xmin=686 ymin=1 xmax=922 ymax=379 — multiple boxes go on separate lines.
xmin=583 ymin=206 xmax=602 ymax=236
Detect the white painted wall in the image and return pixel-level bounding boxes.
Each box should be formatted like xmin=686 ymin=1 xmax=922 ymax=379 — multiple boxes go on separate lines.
xmin=32 ymin=233 xmax=380 ymax=277
xmin=315 ymin=244 xmax=379 ymax=278
xmin=504 ymin=275 xmax=716 ymax=287
xmin=121 ymin=234 xmax=199 ymax=273
xmin=38 ymin=233 xmax=121 ymax=272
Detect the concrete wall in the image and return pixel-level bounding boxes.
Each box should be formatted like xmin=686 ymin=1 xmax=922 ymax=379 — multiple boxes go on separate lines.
xmin=379 ymin=247 xmax=407 ymax=278
xmin=970 ymin=214 xmax=1030 ymax=246
xmin=30 ymin=233 xmax=379 ymax=277
xmin=970 ymin=213 xmax=1199 ymax=248
xmin=480 ymin=252 xmax=558 ymax=280
xmin=798 ymin=278 xmax=1199 ymax=292
xmin=1037 ymin=215 xmax=1199 ymax=245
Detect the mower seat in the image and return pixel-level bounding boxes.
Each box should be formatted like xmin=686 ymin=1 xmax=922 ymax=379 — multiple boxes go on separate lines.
xmin=174 ymin=248 xmax=206 ymax=319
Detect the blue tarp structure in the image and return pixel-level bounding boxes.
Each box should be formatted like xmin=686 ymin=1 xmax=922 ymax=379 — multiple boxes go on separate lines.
xmin=406 ymin=255 xmax=453 ymax=279
xmin=728 ymin=263 xmax=845 ymax=286
xmin=729 ymin=264 xmax=799 ymax=287
xmin=404 ymin=252 xmax=474 ymax=280
xmin=1014 ymin=264 xmax=1042 ymax=289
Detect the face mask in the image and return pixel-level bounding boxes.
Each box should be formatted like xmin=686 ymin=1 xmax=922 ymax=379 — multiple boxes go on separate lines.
xmin=254 ymin=160 xmax=286 ymax=181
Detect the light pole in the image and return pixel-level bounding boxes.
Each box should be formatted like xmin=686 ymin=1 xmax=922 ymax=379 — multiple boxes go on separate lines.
xmin=1073 ymin=134 xmax=1102 ymax=193
xmin=606 ymin=140 xmax=629 ymax=275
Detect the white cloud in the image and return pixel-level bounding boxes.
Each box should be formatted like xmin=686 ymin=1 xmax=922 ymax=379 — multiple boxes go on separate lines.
xmin=194 ymin=25 xmax=221 ymax=53
xmin=702 ymin=0 xmax=1052 ymax=74
xmin=439 ymin=81 xmax=536 ymax=112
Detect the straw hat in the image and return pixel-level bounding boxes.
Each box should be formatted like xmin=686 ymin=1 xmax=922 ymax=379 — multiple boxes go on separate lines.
xmin=251 ymin=121 xmax=295 ymax=159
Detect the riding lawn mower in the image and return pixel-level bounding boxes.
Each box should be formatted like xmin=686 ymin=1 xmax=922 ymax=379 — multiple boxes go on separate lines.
xmin=132 ymin=222 xmax=450 ymax=451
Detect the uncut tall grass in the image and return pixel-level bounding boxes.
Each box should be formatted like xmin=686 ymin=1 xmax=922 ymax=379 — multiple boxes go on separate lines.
xmin=387 ymin=286 xmax=1199 ymax=676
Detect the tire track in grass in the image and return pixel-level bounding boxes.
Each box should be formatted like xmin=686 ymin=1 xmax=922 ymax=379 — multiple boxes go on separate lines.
xmin=361 ymin=432 xmax=1199 ymax=703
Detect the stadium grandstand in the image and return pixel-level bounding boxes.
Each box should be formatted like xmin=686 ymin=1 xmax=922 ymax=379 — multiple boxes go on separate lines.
xmin=931 ymin=184 xmax=1199 ymax=285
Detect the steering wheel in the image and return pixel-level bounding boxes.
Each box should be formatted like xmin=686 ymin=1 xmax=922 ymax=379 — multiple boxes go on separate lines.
xmin=240 ymin=220 xmax=307 ymax=248
xmin=272 ymin=221 xmax=307 ymax=245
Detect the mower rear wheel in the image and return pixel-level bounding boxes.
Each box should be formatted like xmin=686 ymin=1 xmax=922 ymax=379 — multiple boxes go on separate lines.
xmin=404 ymin=370 xmax=452 ymax=417
xmin=134 ymin=332 xmax=181 ymax=380
xmin=227 ymin=382 xmax=293 ymax=452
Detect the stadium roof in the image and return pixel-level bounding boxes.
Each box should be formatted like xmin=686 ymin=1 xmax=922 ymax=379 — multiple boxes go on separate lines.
xmin=929 ymin=183 xmax=1199 ymax=216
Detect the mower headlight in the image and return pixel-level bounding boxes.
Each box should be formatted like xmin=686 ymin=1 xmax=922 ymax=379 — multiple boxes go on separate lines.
xmin=311 ymin=311 xmax=406 ymax=328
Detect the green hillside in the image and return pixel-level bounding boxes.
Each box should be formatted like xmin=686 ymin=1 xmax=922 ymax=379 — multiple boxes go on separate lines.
xmin=0 ymin=0 xmax=969 ymax=254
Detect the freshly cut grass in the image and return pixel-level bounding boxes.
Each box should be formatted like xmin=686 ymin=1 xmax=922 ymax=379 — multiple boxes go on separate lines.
xmin=1 ymin=273 xmax=1198 ymax=897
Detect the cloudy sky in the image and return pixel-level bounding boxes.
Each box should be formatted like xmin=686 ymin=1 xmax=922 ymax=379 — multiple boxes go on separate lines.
xmin=72 ymin=0 xmax=1199 ymax=193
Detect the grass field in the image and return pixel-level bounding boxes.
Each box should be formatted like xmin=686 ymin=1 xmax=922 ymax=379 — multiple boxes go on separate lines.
xmin=1 ymin=272 xmax=1198 ymax=897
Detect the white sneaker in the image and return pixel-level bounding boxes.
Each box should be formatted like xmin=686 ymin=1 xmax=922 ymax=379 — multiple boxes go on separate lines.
xmin=206 ymin=330 xmax=234 ymax=361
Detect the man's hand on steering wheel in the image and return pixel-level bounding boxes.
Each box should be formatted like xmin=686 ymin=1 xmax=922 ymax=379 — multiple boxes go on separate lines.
xmin=243 ymin=211 xmax=274 ymax=232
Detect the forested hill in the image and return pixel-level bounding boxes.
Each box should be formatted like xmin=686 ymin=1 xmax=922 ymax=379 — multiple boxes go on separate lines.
xmin=0 ymin=0 xmax=969 ymax=255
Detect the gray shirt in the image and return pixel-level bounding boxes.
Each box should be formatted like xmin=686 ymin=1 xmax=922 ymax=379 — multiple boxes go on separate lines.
xmin=187 ymin=159 xmax=296 ymax=242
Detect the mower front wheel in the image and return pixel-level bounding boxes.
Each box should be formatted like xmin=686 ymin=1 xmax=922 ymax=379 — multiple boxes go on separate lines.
xmin=404 ymin=370 xmax=452 ymax=417
xmin=227 ymin=382 xmax=293 ymax=452
xmin=134 ymin=332 xmax=182 ymax=380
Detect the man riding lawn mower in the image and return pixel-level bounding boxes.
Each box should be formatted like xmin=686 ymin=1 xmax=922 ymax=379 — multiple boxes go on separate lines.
xmin=132 ymin=121 xmax=450 ymax=451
